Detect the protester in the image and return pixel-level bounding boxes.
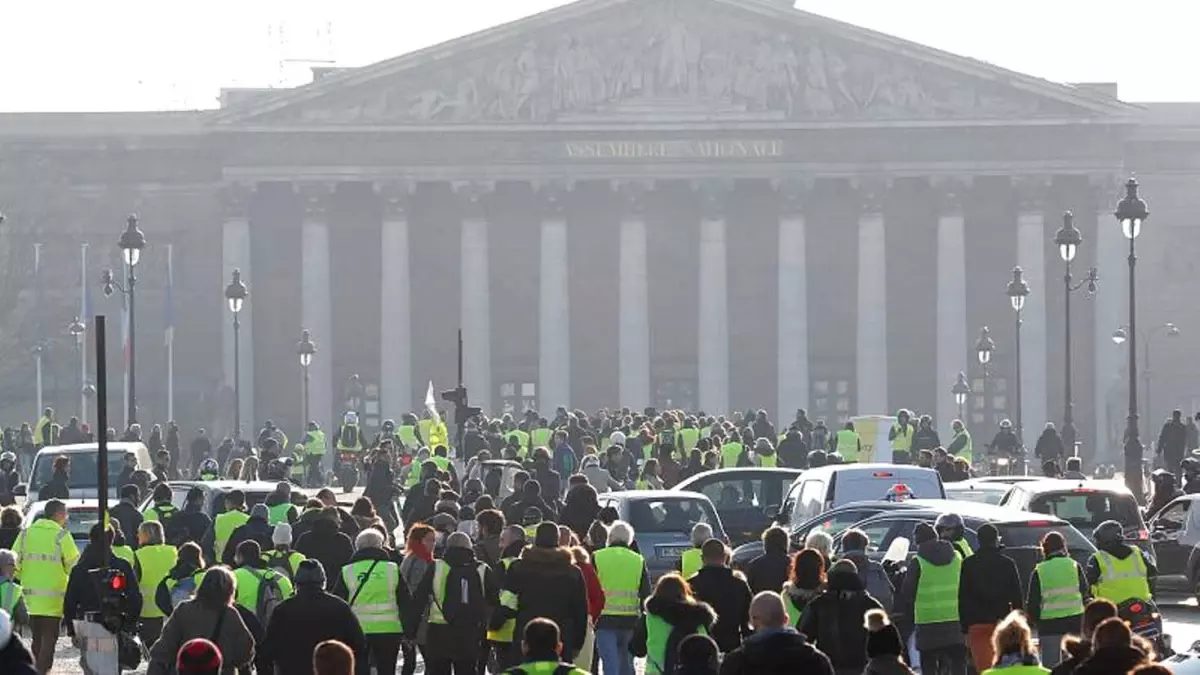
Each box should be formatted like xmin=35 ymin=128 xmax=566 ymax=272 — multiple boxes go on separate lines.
xmin=313 ymin=639 xmax=356 ymax=675
xmin=840 ymin=528 xmax=894 ymax=612
xmin=959 ymin=524 xmax=1024 ymax=670
xmin=1052 ymin=599 xmax=1118 ymax=675
xmin=1071 ymin=615 xmax=1150 ymax=675
xmin=782 ymin=548 xmax=825 ymax=627
xmin=804 ymin=530 xmax=833 ymax=567
xmin=505 ymin=617 xmax=589 ymax=675
xmin=261 ymin=560 xmax=369 ymax=675
xmin=676 ymin=633 xmax=722 ymax=675
xmin=222 ymin=504 xmax=274 ymax=567
xmin=331 ymin=528 xmax=410 ymax=675
xmin=630 ymin=573 xmax=716 ymax=675
xmin=1025 ymin=531 xmax=1089 ymax=667
xmin=718 ymin=591 xmax=835 ymax=675
xmin=148 ymin=567 xmax=255 ymax=675
xmin=984 ymin=611 xmax=1048 ymax=674
xmin=745 ymin=526 xmax=791 ymax=594
xmin=294 ymin=506 xmax=355 ymax=590
xmin=688 ymin=538 xmax=752 ymax=653
xmin=898 ymin=522 xmax=968 ymax=675
xmin=799 ymin=559 xmax=882 ymax=675
xmin=175 ymin=638 xmax=223 ymax=675
xmin=863 ymin=609 xmax=915 ymax=675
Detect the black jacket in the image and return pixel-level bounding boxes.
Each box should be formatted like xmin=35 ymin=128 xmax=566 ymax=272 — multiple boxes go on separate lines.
xmin=559 ymin=484 xmax=600 ymax=540
xmin=221 ymin=517 xmax=274 ymax=566
xmin=405 ymin=546 xmax=499 ymax=661
xmin=63 ymin=552 xmax=142 ymax=625
xmin=0 ymin=527 xmax=18 ymax=552
xmin=491 ymin=545 xmax=589 ymax=658
xmin=959 ymin=544 xmax=1024 ymax=628
xmin=294 ymin=518 xmax=355 ymax=590
xmin=777 ymin=432 xmax=808 ymax=468
xmin=744 ymin=549 xmax=791 ymax=595
xmin=719 ymin=627 xmax=835 ymax=675
xmin=38 ymin=472 xmax=69 ymax=500
xmin=0 ymin=632 xmax=36 ymax=675
xmin=261 ymin=586 xmax=369 ymax=675
xmin=911 ymin=428 xmax=941 ymax=453
xmin=1025 ymin=552 xmax=1090 ymax=636
xmin=1035 ymin=429 xmax=1066 ymax=460
xmin=1073 ymin=644 xmax=1149 ymax=675
xmin=630 ymin=597 xmax=716 ymax=674
xmin=799 ymin=565 xmax=882 ymax=673
xmin=176 ymin=503 xmax=212 ymax=546
xmin=687 ymin=565 xmax=753 ymax=653
xmin=1159 ymin=420 xmax=1189 ymax=456
xmin=109 ymin=500 xmax=143 ymax=548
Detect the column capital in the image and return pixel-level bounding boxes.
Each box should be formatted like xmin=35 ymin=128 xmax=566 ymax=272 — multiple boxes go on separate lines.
xmin=221 ymin=182 xmax=255 ymax=221
xmin=376 ymin=181 xmax=414 ymax=221
xmin=535 ymin=179 xmax=572 ymax=220
xmin=772 ymin=178 xmax=814 ymax=217
xmin=850 ymin=176 xmax=891 ymax=215
xmin=613 ymin=179 xmax=654 ymax=217
xmin=693 ymin=178 xmax=734 ymax=221
xmin=297 ymin=182 xmax=336 ymax=222
xmin=1013 ymin=175 xmax=1053 ymax=214
xmin=453 ymin=181 xmax=494 ymax=221
xmin=931 ymin=176 xmax=973 ymax=216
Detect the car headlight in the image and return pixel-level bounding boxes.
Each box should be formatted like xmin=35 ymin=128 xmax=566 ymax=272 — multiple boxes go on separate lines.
xmin=997 ymin=457 xmax=1010 ymax=466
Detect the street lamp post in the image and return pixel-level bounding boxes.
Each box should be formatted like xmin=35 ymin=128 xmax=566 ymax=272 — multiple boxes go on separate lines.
xmin=976 ymin=326 xmax=995 ymax=425
xmin=298 ymin=330 xmax=316 ymax=431
xmin=32 ymin=343 xmax=44 ymax=422
xmin=1053 ymin=211 xmax=1098 ymax=459
xmin=1115 ymin=177 xmax=1149 ymax=501
xmin=68 ymin=317 xmax=86 ymax=419
xmin=101 ymin=215 xmax=146 ymax=425
xmin=1112 ymin=322 xmax=1179 ymax=435
xmin=1007 ymin=267 xmax=1030 ymax=447
xmin=225 ymin=269 xmax=248 ymax=444
xmin=952 ymin=372 xmax=970 ymax=422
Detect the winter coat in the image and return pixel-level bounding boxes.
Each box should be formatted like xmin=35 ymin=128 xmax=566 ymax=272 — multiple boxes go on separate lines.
xmin=898 ymin=539 xmax=965 ymax=650
xmin=404 ymin=545 xmax=499 ymax=662
xmin=261 ymin=586 xmax=369 ymax=675
xmin=146 ymin=600 xmax=255 ymax=675
xmin=959 ymin=544 xmax=1024 ymax=628
xmin=578 ymin=560 xmax=605 ymax=622
xmin=37 ymin=471 xmax=69 ymax=500
xmin=687 ymin=565 xmax=753 ymax=653
xmin=63 ymin=551 xmax=141 ymax=625
xmin=1025 ymin=551 xmax=1089 ymax=636
xmin=719 ymin=627 xmax=835 ymax=675
xmin=745 ymin=549 xmax=791 ymax=594
xmin=781 ymin=582 xmax=822 ymax=626
xmin=1051 ymin=639 xmax=1091 ymax=675
xmin=0 ymin=631 xmax=36 ymax=675
xmin=493 ymin=545 xmax=589 ymax=658
xmin=109 ymin=500 xmax=144 ymax=549
xmin=155 ymin=559 xmax=205 ymax=616
xmin=221 ymin=517 xmax=274 ymax=566
xmin=560 ymin=484 xmax=600 ymax=540
xmin=1035 ymin=429 xmax=1066 ymax=460
xmin=630 ymin=596 xmax=717 ymax=674
xmin=799 ymin=564 xmax=883 ymax=674
xmin=0 ymin=527 xmax=18 ymax=552
xmin=294 ymin=517 xmax=355 ymax=590
xmin=1160 ymin=420 xmax=1189 ymax=457
xmin=399 ymin=552 xmax=433 ymax=642
xmin=842 ymin=550 xmax=894 ymax=612
xmin=1072 ymin=644 xmax=1149 ymax=675
xmin=176 ymin=504 xmax=212 ymax=546
xmin=911 ymin=428 xmax=941 ymax=453
xmin=474 ymin=532 xmax=501 ymax=566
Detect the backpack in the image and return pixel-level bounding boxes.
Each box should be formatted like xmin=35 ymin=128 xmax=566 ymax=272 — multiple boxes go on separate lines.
xmin=436 ymin=563 xmax=486 ymax=628
xmin=169 ymin=575 xmax=198 ymax=609
xmin=251 ymin=569 xmax=286 ymax=627
xmin=263 ymin=551 xmax=298 ymax=581
xmin=658 ymin=427 xmax=676 ymax=451
xmin=159 ymin=507 xmax=189 ymax=546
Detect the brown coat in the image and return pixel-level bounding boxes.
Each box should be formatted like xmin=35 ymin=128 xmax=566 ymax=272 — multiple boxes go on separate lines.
xmin=147 ymin=600 xmax=255 ymax=675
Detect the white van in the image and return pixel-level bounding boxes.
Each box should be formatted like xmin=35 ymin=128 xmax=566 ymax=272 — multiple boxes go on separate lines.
xmin=783 ymin=463 xmax=946 ymax=523
xmin=19 ymin=442 xmax=152 ymax=504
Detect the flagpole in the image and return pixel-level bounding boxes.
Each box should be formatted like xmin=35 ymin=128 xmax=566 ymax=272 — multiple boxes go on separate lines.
xmin=81 ymin=243 xmax=89 ymax=422
xmin=166 ymin=244 xmax=175 ymax=423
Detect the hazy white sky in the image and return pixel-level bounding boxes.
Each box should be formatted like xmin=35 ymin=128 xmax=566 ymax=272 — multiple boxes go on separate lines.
xmin=0 ymin=0 xmax=1194 ymax=112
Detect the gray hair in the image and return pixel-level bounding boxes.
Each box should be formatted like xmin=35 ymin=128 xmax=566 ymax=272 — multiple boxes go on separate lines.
xmin=749 ymin=590 xmax=788 ymax=630
xmin=0 ymin=549 xmax=15 ymax=568
xmin=804 ymin=530 xmax=832 ymax=559
xmin=355 ymin=528 xmax=385 ymax=551
xmin=138 ymin=520 xmax=165 ymax=546
xmin=607 ymin=520 xmax=635 ymax=546
xmin=446 ymin=531 xmax=472 ymax=550
xmin=690 ymin=522 xmax=713 ymax=547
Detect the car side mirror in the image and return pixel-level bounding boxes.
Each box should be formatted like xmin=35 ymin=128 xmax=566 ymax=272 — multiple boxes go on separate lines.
xmin=13 ymin=484 xmax=26 ymax=497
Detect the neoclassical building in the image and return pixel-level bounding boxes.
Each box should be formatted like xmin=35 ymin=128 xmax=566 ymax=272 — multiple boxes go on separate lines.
xmin=3 ymin=0 xmax=1199 ymax=459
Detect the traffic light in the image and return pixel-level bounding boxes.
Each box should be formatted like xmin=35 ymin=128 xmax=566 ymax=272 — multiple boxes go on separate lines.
xmin=441 ymin=385 xmax=481 ymax=425
xmin=90 ymin=567 xmax=130 ymax=633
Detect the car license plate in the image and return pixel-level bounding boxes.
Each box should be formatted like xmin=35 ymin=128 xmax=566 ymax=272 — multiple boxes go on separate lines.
xmin=658 ymin=545 xmax=689 ymax=559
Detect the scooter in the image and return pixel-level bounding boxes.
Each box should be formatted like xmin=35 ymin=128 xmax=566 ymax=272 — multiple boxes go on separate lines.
xmin=337 ymin=451 xmax=360 ymax=493
xmin=1118 ymin=597 xmax=1174 ymax=660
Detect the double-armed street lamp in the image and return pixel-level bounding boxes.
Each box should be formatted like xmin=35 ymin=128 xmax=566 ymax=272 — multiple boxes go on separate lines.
xmin=225 ymin=269 xmax=248 ymax=443
xmin=1007 ymin=267 xmax=1030 ymax=446
xmin=1053 ymin=211 xmax=1098 ymax=459
xmin=975 ymin=327 xmax=995 ymax=427
xmin=298 ymin=330 xmax=316 ymax=429
xmin=101 ymin=215 xmax=146 ymax=424
xmin=952 ymin=371 xmax=970 ymax=422
xmin=1115 ymin=177 xmax=1149 ymax=500
xmin=1113 ymin=321 xmax=1179 ymax=437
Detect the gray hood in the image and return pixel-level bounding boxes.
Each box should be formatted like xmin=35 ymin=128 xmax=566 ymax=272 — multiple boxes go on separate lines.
xmin=915 ymin=539 xmax=957 ymax=566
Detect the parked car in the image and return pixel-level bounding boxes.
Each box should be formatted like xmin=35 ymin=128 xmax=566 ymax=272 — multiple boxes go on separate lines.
xmin=597 ymin=490 xmax=726 ymax=578
xmin=673 ymin=468 xmax=803 ymax=545
xmin=137 ymin=480 xmax=304 ymax=517
xmin=998 ymin=479 xmax=1151 ymax=562
xmin=18 ymin=442 xmax=151 ymax=505
xmin=1145 ymin=493 xmax=1200 ymax=598
xmin=945 ymin=480 xmax=1012 ymax=506
xmin=778 ymin=464 xmax=945 ymax=526
xmin=22 ymin=499 xmax=119 ymax=554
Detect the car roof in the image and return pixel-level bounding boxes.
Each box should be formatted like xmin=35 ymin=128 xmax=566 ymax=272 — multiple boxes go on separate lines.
xmin=25 ymin=499 xmax=117 ymax=510
xmin=607 ymin=490 xmax=713 ymax=502
xmin=796 ymin=464 xmax=941 ymax=480
xmin=165 ymin=480 xmax=284 ymax=492
xmin=863 ymin=500 xmax=1073 ymax=525
xmin=36 ymin=442 xmax=146 ymax=455
xmin=1006 ymin=479 xmax=1135 ymax=497
xmin=970 ymin=476 xmax=1044 ymax=484
xmin=946 ymin=481 xmax=1012 ymax=493
xmin=674 ymin=467 xmax=803 ymax=487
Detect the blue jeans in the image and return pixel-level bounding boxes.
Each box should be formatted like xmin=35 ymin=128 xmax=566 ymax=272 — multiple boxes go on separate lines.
xmin=595 ymin=628 xmax=636 ymax=675
xmin=1040 ymin=633 xmax=1065 ymax=667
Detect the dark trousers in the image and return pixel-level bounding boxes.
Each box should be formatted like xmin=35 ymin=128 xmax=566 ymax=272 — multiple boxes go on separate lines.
xmin=921 ymin=644 xmax=969 ymax=675
xmin=139 ymin=616 xmax=164 ymax=650
xmin=365 ymin=633 xmax=403 ymax=675
xmin=425 ymin=658 xmax=477 ymax=675
xmin=30 ymin=615 xmax=60 ymax=674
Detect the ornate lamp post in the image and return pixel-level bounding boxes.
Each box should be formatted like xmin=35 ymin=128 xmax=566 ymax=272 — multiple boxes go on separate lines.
xmin=1112 ymin=322 xmax=1179 ymax=434
xmin=1007 ymin=267 xmax=1030 ymax=447
xmin=298 ymin=330 xmax=316 ymax=430
xmin=101 ymin=215 xmax=146 ymax=424
xmin=952 ymin=372 xmax=970 ymax=422
xmin=1115 ymin=177 xmax=1149 ymax=500
xmin=1053 ymin=211 xmax=1098 ymax=459
xmin=975 ymin=326 xmax=995 ymax=423
xmin=225 ymin=269 xmax=248 ymax=444
xmin=68 ymin=317 xmax=86 ymax=419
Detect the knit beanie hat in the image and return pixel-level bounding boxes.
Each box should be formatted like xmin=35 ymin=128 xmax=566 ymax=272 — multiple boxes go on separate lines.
xmin=865 ymin=609 xmax=905 ymax=658
xmin=250 ymin=503 xmax=270 ymax=521
xmin=177 ymin=638 xmax=223 ymax=674
xmin=272 ymin=523 xmax=292 ymax=546
xmin=294 ymin=559 xmax=327 ymax=587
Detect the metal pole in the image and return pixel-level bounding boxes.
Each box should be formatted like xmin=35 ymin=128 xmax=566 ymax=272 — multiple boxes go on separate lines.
xmin=95 ymin=315 xmax=109 ymax=562
xmin=233 ymin=314 xmax=241 ymax=444
xmin=35 ymin=350 xmax=43 ymax=422
xmin=1143 ymin=337 xmax=1151 ymax=432
xmin=127 ymin=265 xmax=137 ymax=425
xmin=75 ymin=341 xmax=83 ymax=419
xmin=303 ymin=364 xmax=310 ymax=433
xmin=1015 ymin=309 xmax=1024 ymax=448
xmin=1124 ymin=235 xmax=1142 ymax=500
xmin=1063 ymin=258 xmax=1076 ymax=456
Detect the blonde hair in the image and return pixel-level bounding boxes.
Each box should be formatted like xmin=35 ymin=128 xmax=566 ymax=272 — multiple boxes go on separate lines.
xmin=240 ymin=457 xmax=259 ymax=481
xmin=570 ymin=546 xmax=590 ymax=565
xmin=138 ymin=520 xmax=165 ymax=546
xmin=991 ymin=610 xmax=1037 ymax=664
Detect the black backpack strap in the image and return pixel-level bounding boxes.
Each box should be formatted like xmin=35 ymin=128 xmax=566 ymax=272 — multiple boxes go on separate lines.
xmin=554 ymin=666 xmax=574 ymax=675
xmin=348 ymin=560 xmax=383 ymax=607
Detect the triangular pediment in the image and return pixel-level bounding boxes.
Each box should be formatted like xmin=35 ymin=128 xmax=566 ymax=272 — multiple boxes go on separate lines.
xmin=218 ymin=0 xmax=1136 ymax=127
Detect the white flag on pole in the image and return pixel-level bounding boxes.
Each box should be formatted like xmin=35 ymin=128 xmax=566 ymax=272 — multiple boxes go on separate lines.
xmin=425 ymin=381 xmax=440 ymax=424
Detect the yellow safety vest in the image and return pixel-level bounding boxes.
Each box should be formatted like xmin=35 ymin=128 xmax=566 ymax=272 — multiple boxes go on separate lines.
xmin=341 ymin=559 xmax=403 ymax=634
xmin=593 ymin=546 xmax=645 ymax=617
xmin=953 ymin=429 xmax=973 ymax=463
xmin=336 ymin=424 xmax=362 ymax=452
xmin=487 ymin=558 xmax=518 ymax=642
xmin=891 ymin=424 xmax=913 ymax=451
xmin=503 ymin=661 xmax=589 ymax=675
xmin=213 ymin=510 xmax=249 ymax=563
xmin=264 ymin=549 xmax=305 ymax=579
xmin=835 ymin=429 xmax=860 ymax=462
xmin=14 ymin=519 xmax=79 ymax=617
xmin=953 ymin=539 xmax=974 ymax=559
xmin=1091 ymin=550 xmax=1152 ymax=604
xmin=530 ymin=428 xmax=553 ymax=449
xmin=429 ymin=421 xmax=449 ymax=451
xmin=430 ymin=455 xmax=450 ymax=473
xmin=268 ymin=502 xmax=296 ymax=526
xmin=508 ymin=429 xmax=530 ymax=451
xmin=982 ymin=667 xmax=1049 ymax=675
xmin=757 ymin=453 xmax=779 ymax=468
xmin=681 ymin=548 xmax=703 ymax=579
xmin=0 ymin=579 xmax=23 ymax=617
xmin=143 ymin=503 xmax=179 ymax=523
xmin=112 ymin=545 xmax=136 ymax=569
xmin=397 ymin=425 xmax=420 ymax=449
xmin=33 ymin=417 xmax=51 ymax=447
xmin=418 ymin=419 xmax=433 ymax=445
xmin=720 ymin=442 xmax=743 ymax=469
xmin=426 ymin=560 xmax=488 ymax=625
xmin=136 ymin=544 xmax=179 ymax=618
xmin=305 ymin=429 xmax=326 ymax=456
xmin=913 ymin=554 xmax=961 ymax=625
xmin=1036 ymin=556 xmax=1084 ymax=620
xmin=678 ymin=428 xmax=700 ymax=453
xmin=233 ymin=567 xmax=294 ymax=613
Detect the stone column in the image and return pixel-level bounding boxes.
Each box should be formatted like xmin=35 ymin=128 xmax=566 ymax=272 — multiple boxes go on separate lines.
xmin=379 ymin=181 xmax=413 ymax=418
xmin=1092 ymin=176 xmax=1124 ymax=459
xmin=299 ymin=183 xmax=335 ymax=436
xmin=221 ymin=184 xmax=255 ymax=437
xmin=1016 ymin=178 xmax=1050 ymax=437
xmin=776 ymin=180 xmax=810 ymax=420
xmin=697 ymin=180 xmax=731 ymax=415
xmin=936 ymin=179 xmax=970 ymax=429
xmin=538 ymin=182 xmax=571 ymax=411
xmin=457 ymin=182 xmax=493 ymax=414
xmin=856 ymin=180 xmax=889 ymax=415
xmin=617 ymin=181 xmax=651 ymax=411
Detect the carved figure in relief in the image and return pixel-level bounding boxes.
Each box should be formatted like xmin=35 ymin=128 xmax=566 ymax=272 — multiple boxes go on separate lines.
xmin=514 ymin=41 xmax=542 ymax=120
xmin=655 ymin=20 xmax=701 ymax=95
xmin=802 ymin=45 xmax=836 ymax=115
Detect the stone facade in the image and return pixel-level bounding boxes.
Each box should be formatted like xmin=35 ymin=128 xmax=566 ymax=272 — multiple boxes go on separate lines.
xmin=1 ymin=0 xmax=1197 ymax=461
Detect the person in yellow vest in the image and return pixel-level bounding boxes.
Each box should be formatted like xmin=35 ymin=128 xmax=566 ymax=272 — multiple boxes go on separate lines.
xmin=336 ymin=411 xmax=364 ymax=474
xmin=154 ymin=541 xmax=207 ymax=615
xmin=263 ymin=523 xmax=306 ymax=581
xmin=33 ymin=408 xmax=54 ymax=449
xmin=834 ymin=422 xmax=862 ymax=463
xmin=332 ymin=528 xmax=410 ymax=675
xmin=488 ymin=525 xmax=529 ymax=670
xmin=418 ymin=413 xmax=435 ymax=451
xmin=60 ymin=522 xmax=142 ymax=674
xmin=981 ymin=611 xmax=1050 ymax=675
xmin=593 ymin=520 xmax=652 ymax=675
xmin=135 ymin=520 xmax=179 ymax=647
xmin=427 ymin=413 xmax=450 ymax=455
xmin=1025 ymin=531 xmax=1088 ymax=667
xmin=530 ymin=419 xmax=554 ymax=452
xmin=405 ymin=531 xmax=500 ymax=674
xmin=503 ymin=617 xmax=591 ymax=675
xmin=430 ymin=445 xmax=459 ymax=487
xmin=0 ymin=549 xmax=28 ymax=630
xmin=110 ymin=522 xmax=136 ymax=569
xmin=15 ymin=499 xmax=80 ymax=673
xmin=677 ymin=522 xmax=711 ymax=580
xmin=948 ymin=419 xmax=973 ymax=466
xmin=397 ymin=413 xmax=424 ymax=453
xmin=629 ymin=572 xmax=716 ymax=674
xmin=203 ymin=489 xmax=249 ymax=566
xmin=752 ymin=437 xmax=780 ymax=467
xmin=719 ymin=436 xmax=745 ymax=469
xmin=677 ymin=420 xmax=701 ymax=458
xmin=635 ymin=459 xmax=663 ymax=490
xmin=935 ymin=513 xmax=974 ymax=559
xmin=301 ymin=421 xmax=327 ymax=488
xmin=1086 ymin=520 xmax=1156 ymax=607
xmin=265 ymin=482 xmax=298 ymax=526
xmin=232 ymin=540 xmax=294 ymax=616
xmin=899 ymin=522 xmax=966 ymax=674
xmin=889 ymin=409 xmax=915 ymax=465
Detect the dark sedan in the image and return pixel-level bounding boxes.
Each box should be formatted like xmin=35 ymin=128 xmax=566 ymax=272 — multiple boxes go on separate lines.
xmin=674 ymin=468 xmax=803 ymax=545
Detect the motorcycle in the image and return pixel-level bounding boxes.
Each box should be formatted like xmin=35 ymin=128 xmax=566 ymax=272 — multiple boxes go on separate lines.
xmin=1118 ymin=597 xmax=1173 ymax=660
xmin=337 ymin=451 xmax=360 ymax=493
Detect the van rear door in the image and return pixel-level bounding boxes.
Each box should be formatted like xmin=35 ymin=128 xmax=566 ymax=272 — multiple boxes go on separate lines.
xmin=832 ymin=469 xmax=945 ymax=507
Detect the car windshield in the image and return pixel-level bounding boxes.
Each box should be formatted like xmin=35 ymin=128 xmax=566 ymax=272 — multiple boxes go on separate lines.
xmin=29 ymin=452 xmax=131 ymax=493
xmin=1028 ymin=491 xmax=1143 ymax=530
xmin=27 ymin=508 xmax=101 ymax=540
xmin=629 ymin=498 xmax=719 ymax=535
xmin=946 ymin=486 xmax=1007 ymax=505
